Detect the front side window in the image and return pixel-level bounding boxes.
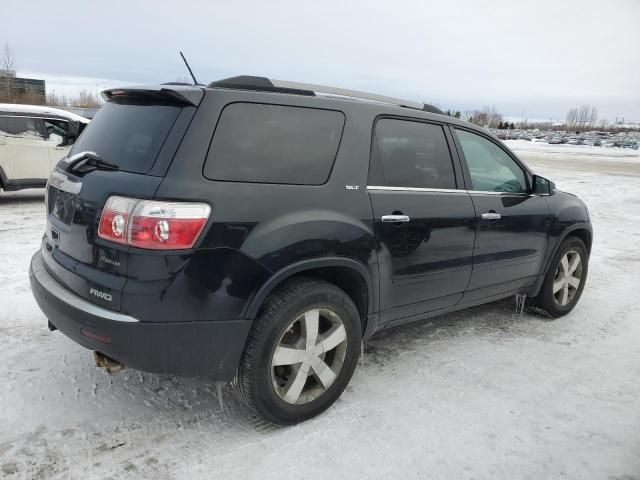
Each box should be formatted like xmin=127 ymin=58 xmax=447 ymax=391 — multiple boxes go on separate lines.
xmin=204 ymin=103 xmax=345 ymax=185
xmin=456 ymin=129 xmax=527 ymax=193
xmin=369 ymin=118 xmax=456 ymax=189
xmin=0 ymin=116 xmax=42 ymax=138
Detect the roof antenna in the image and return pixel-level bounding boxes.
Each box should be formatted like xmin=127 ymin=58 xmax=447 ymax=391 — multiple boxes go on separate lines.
xmin=179 ymin=51 xmax=200 ymax=85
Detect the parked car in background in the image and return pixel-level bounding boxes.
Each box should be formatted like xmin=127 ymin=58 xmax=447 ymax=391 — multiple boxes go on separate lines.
xmin=0 ymin=104 xmax=89 ymax=191
xmin=29 ymin=77 xmax=592 ymax=424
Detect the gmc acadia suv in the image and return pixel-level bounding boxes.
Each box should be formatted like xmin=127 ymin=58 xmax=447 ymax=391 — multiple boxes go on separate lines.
xmin=29 ymin=76 xmax=592 ymax=424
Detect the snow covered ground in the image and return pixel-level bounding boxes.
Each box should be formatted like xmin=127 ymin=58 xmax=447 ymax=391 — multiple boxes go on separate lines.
xmin=1 ymin=145 xmax=639 ymax=479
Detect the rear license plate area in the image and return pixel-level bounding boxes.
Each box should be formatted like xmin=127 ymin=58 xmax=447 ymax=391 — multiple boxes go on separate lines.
xmin=48 ymin=186 xmax=76 ymax=225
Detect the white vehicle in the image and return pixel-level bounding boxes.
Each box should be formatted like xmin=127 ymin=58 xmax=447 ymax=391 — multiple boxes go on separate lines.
xmin=0 ymin=104 xmax=90 ymax=191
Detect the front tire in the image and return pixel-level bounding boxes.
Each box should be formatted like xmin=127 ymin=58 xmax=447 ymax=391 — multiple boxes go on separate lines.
xmin=234 ymin=277 xmax=361 ymax=425
xmin=530 ymin=236 xmax=589 ymax=318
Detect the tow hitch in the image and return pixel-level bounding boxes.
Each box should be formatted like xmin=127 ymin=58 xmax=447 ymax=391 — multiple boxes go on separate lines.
xmin=94 ymin=351 xmax=125 ymax=374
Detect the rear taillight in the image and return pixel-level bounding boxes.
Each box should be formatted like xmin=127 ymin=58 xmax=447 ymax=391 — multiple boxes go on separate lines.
xmin=98 ymin=196 xmax=211 ymax=250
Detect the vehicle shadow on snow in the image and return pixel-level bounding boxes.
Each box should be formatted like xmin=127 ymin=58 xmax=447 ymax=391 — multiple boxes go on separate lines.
xmin=362 ymin=298 xmax=542 ymax=368
xmin=0 ymin=190 xmax=45 ymax=204
xmin=45 ymin=297 xmax=543 ymax=434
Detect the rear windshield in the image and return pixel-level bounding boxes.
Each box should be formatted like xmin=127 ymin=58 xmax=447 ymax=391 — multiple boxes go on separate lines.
xmin=204 ymin=103 xmax=345 ymax=185
xmin=70 ymin=98 xmax=182 ymax=174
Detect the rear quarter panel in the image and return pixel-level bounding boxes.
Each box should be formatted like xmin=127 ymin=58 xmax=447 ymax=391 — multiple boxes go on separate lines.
xmin=151 ymin=90 xmax=379 ymax=321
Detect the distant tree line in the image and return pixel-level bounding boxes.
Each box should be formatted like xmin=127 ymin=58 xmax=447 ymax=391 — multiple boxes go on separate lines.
xmin=444 ymin=106 xmax=506 ymax=128
xmin=46 ymin=89 xmax=102 ymax=108
xmin=443 ymin=102 xmax=637 ymax=132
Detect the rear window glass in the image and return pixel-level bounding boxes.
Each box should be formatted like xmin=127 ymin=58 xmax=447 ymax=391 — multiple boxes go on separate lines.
xmin=204 ymin=103 xmax=345 ymax=185
xmin=70 ymin=99 xmax=182 ymax=174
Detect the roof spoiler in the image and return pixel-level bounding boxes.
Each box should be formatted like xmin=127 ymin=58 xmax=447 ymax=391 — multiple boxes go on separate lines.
xmin=101 ymin=84 xmax=204 ymax=106
xmin=208 ymin=75 xmax=444 ymax=114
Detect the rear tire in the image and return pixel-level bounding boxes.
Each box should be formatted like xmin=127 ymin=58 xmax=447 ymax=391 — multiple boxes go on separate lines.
xmin=529 ymin=236 xmax=589 ymax=318
xmin=234 ymin=277 xmax=361 ymax=425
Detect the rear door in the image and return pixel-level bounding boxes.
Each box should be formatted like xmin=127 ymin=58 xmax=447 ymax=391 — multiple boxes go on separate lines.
xmin=452 ymin=127 xmax=550 ymax=301
xmin=368 ymin=117 xmax=477 ymax=323
xmin=0 ymin=115 xmax=50 ymax=181
xmin=42 ymin=96 xmax=193 ymax=311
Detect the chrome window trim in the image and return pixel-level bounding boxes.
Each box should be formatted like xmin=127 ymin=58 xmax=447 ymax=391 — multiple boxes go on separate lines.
xmin=366 ymin=186 xmax=465 ymax=194
xmin=366 ymin=185 xmax=532 ymax=196
xmin=467 ymin=190 xmax=530 ymax=196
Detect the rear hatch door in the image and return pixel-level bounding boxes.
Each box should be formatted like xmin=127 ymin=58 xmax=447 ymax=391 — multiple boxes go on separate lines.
xmin=42 ymin=87 xmax=201 ymax=311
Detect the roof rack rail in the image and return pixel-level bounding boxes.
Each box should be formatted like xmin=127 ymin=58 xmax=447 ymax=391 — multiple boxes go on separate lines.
xmin=208 ymin=76 xmax=444 ymax=115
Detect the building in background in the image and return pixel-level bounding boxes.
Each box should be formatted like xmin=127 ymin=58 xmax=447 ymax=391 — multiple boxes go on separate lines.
xmin=0 ymin=69 xmax=46 ymax=104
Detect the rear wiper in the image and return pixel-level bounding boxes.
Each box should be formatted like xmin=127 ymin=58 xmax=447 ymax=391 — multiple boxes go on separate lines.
xmin=65 ymin=151 xmax=119 ymax=174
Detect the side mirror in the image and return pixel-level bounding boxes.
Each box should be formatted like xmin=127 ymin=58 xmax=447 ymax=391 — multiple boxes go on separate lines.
xmin=532 ymin=175 xmax=556 ymax=196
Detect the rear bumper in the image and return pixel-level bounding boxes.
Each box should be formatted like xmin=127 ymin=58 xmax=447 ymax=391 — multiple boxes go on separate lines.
xmin=29 ymin=251 xmax=251 ymax=379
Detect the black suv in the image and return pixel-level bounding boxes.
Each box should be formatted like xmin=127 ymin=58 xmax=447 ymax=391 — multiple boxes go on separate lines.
xmin=30 ymin=76 xmax=592 ymax=424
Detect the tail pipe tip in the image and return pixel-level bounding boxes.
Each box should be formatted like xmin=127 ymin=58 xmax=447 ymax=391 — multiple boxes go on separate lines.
xmin=94 ymin=351 xmax=125 ymax=374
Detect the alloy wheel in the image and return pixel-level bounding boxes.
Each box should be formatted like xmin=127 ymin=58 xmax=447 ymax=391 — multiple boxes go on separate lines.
xmin=270 ymin=308 xmax=348 ymax=405
xmin=553 ymin=250 xmax=583 ymax=306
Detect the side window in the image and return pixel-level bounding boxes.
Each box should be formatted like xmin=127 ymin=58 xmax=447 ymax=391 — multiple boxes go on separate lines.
xmin=369 ymin=118 xmax=456 ymax=189
xmin=0 ymin=116 xmax=42 ymax=138
xmin=204 ymin=103 xmax=345 ymax=185
xmin=456 ymin=129 xmax=527 ymax=193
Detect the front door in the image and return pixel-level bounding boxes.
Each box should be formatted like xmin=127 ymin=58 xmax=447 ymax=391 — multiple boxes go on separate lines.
xmin=368 ymin=117 xmax=477 ymax=323
xmin=453 ymin=128 xmax=550 ymax=301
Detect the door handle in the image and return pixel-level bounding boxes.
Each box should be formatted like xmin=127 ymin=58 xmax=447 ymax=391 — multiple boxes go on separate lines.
xmin=481 ymin=212 xmax=501 ymax=220
xmin=382 ymin=214 xmax=410 ymax=223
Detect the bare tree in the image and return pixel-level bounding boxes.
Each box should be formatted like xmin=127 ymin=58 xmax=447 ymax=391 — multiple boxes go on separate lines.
xmin=46 ymin=89 xmax=70 ymax=107
xmin=565 ymin=105 xmax=597 ymax=132
xmin=1 ymin=43 xmax=15 ymax=102
xmin=565 ymin=107 xmax=577 ymax=130
xmin=71 ymin=89 xmax=101 ymax=108
xmin=468 ymin=106 xmax=503 ymax=128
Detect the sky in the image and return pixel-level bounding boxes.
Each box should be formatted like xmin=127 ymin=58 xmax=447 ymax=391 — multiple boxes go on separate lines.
xmin=3 ymin=0 xmax=639 ymax=122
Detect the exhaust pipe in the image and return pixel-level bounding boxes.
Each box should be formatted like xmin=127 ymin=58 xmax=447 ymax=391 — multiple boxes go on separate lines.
xmin=94 ymin=351 xmax=125 ymax=374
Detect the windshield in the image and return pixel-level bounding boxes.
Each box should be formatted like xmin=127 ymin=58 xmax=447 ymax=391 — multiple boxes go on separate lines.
xmin=70 ymin=98 xmax=182 ymax=174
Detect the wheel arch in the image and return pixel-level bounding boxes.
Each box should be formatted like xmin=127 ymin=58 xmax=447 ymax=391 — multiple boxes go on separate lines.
xmin=565 ymin=227 xmax=592 ymax=254
xmin=243 ymin=257 xmax=376 ymax=333
xmin=548 ymin=224 xmax=592 ymax=269
xmin=529 ymin=223 xmax=592 ymax=298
